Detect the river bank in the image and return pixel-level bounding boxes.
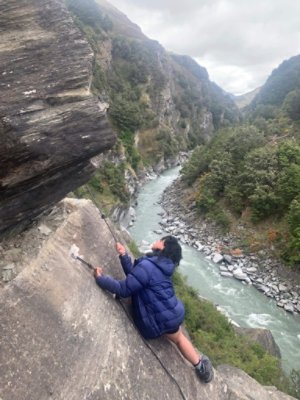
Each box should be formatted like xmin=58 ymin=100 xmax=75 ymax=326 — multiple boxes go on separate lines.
xmin=159 ymin=178 xmax=300 ymax=316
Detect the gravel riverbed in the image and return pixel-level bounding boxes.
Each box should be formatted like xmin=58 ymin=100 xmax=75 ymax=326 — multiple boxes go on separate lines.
xmin=158 ymin=179 xmax=300 ymax=316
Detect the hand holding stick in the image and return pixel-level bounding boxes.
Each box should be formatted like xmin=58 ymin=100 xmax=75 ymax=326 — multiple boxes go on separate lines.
xmin=94 ymin=266 xmax=103 ymax=278
xmin=115 ymin=242 xmax=126 ymax=256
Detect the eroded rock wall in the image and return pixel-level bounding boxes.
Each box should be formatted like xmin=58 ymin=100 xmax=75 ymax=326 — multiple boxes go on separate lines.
xmin=0 ymin=0 xmax=116 ymax=236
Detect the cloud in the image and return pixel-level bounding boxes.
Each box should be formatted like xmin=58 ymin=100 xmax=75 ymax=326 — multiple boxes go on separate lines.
xmin=107 ymin=0 xmax=300 ymax=94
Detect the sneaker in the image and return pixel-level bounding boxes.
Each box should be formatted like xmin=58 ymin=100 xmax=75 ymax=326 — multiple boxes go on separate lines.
xmin=195 ymin=355 xmax=214 ymax=383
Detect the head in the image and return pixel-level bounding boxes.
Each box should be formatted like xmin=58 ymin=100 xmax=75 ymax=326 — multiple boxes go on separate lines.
xmin=151 ymin=235 xmax=182 ymax=266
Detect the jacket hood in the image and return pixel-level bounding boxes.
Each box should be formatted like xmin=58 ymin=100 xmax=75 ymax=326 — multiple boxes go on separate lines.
xmin=146 ymin=255 xmax=175 ymax=276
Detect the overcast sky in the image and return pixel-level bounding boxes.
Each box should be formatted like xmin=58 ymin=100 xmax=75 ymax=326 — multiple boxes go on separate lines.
xmin=107 ymin=0 xmax=300 ymax=95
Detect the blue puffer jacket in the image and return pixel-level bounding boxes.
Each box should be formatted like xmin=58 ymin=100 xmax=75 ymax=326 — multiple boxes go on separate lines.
xmin=95 ymin=254 xmax=185 ymax=339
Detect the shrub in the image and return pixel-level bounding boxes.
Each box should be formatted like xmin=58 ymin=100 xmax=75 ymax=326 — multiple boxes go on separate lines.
xmin=119 ymin=130 xmax=141 ymax=171
xmin=283 ymin=89 xmax=300 ymax=120
xmin=99 ymin=161 xmax=130 ymax=203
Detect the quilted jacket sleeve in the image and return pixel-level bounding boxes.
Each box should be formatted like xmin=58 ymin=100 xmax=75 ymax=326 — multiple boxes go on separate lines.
xmin=95 ymin=260 xmax=151 ymax=298
xmin=119 ymin=253 xmax=133 ymax=275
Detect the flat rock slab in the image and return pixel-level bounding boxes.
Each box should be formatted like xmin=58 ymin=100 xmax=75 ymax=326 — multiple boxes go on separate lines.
xmin=217 ymin=365 xmax=295 ymax=400
xmin=0 ymin=199 xmax=296 ymax=400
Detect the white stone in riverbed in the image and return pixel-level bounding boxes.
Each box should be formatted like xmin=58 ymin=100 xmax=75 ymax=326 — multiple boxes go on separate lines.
xmin=203 ymin=247 xmax=212 ymax=255
xmin=219 ymin=266 xmax=228 ymax=272
xmin=269 ymin=284 xmax=279 ymax=293
xmin=278 ymin=284 xmax=288 ymax=292
xmin=233 ymin=269 xmax=248 ymax=280
xmin=213 ymin=253 xmax=223 ymax=264
xmin=246 ymin=267 xmax=257 ymax=273
xmin=220 ymin=271 xmax=233 ymax=278
xmin=284 ymin=303 xmax=294 ymax=313
xmin=223 ymin=254 xmax=232 ymax=264
xmin=228 ymin=265 xmax=234 ymax=272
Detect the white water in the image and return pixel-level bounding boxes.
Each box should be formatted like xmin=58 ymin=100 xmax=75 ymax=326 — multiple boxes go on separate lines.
xmin=129 ymin=167 xmax=300 ymax=373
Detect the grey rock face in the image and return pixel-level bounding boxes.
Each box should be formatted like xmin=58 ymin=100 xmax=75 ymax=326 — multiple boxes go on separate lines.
xmin=218 ymin=365 xmax=295 ymax=400
xmin=0 ymin=0 xmax=116 ymax=236
xmin=234 ymin=327 xmax=281 ymax=358
xmin=0 ymin=198 xmax=296 ymax=400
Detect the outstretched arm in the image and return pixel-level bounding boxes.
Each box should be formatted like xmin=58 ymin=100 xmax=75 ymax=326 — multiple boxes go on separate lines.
xmin=119 ymin=253 xmax=133 ymax=275
xmin=115 ymin=242 xmax=133 ymax=275
xmin=94 ymin=262 xmax=150 ymax=298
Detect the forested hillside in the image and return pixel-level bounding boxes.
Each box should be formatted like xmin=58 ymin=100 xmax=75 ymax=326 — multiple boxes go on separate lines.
xmin=249 ymin=55 xmax=300 ymax=113
xmin=182 ymin=55 xmax=300 ymax=266
xmin=65 ymin=0 xmax=239 ymax=209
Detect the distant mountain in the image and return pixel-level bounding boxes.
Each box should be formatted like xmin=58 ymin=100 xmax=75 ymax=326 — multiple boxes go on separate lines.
xmin=250 ymin=55 xmax=300 ymax=109
xmin=95 ymin=0 xmax=147 ymax=39
xmin=233 ymin=87 xmax=261 ymax=109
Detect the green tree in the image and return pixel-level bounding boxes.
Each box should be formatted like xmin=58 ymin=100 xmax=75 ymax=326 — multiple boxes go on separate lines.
xmin=283 ymin=89 xmax=300 ymax=120
xmin=109 ymin=96 xmax=142 ymax=132
xmin=283 ymin=197 xmax=300 ymax=265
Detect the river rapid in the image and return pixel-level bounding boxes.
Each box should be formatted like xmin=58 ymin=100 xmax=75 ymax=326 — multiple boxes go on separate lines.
xmin=128 ymin=167 xmax=300 ymax=374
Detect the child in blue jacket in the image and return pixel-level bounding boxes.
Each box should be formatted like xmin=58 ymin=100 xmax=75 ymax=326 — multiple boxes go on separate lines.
xmin=94 ymin=235 xmax=213 ymax=383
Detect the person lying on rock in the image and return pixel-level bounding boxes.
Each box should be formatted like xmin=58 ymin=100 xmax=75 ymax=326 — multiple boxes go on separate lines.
xmin=94 ymin=235 xmax=214 ymax=383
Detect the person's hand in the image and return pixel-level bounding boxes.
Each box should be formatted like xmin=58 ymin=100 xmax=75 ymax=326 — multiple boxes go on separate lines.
xmin=94 ymin=266 xmax=103 ymax=278
xmin=115 ymin=242 xmax=126 ymax=256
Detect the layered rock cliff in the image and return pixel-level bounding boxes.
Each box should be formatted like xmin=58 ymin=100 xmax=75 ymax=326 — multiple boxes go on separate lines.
xmin=0 ymin=198 xmax=296 ymax=400
xmin=0 ymin=0 xmax=116 ymax=236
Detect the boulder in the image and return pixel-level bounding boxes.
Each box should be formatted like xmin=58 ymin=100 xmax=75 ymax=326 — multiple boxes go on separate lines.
xmin=233 ymin=269 xmax=248 ymax=281
xmin=217 ymin=365 xmax=295 ymax=400
xmin=220 ymin=271 xmax=233 ymax=278
xmin=0 ymin=0 xmax=116 ymax=236
xmin=246 ymin=267 xmax=257 ymax=273
xmin=219 ymin=266 xmax=229 ymax=272
xmin=234 ymin=327 xmax=281 ymax=358
xmin=284 ymin=303 xmax=295 ymax=313
xmin=213 ymin=253 xmax=223 ymax=264
xmin=279 ymin=284 xmax=288 ymax=292
xmin=254 ymin=283 xmax=270 ymax=294
xmin=223 ymin=254 xmax=233 ymax=265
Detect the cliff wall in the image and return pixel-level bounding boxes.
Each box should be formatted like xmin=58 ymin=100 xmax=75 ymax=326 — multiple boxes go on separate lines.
xmin=0 ymin=0 xmax=116 ymax=236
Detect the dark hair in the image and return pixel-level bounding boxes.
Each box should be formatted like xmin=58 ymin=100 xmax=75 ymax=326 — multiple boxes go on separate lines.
xmin=160 ymin=235 xmax=182 ymax=266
